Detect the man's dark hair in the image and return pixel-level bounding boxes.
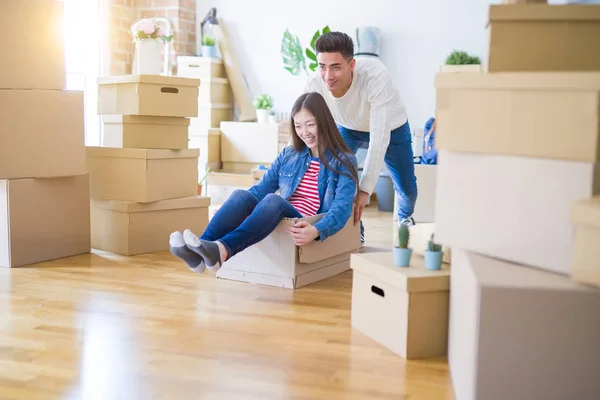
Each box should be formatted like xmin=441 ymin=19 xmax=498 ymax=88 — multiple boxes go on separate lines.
xmin=315 ymin=31 xmax=354 ymax=59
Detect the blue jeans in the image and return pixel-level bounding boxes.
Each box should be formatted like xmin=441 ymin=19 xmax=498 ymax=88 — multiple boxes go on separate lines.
xmin=201 ymin=190 xmax=302 ymax=258
xmin=338 ymin=121 xmax=418 ymax=221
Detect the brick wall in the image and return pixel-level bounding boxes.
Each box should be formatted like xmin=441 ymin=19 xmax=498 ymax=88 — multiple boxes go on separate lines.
xmin=107 ymin=0 xmax=197 ymax=75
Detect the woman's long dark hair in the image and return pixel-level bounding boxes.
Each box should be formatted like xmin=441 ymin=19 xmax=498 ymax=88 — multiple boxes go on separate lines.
xmin=290 ymin=92 xmax=359 ymax=202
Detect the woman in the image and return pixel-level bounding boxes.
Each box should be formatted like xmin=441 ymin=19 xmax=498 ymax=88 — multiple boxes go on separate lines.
xmin=170 ymin=92 xmax=359 ymax=273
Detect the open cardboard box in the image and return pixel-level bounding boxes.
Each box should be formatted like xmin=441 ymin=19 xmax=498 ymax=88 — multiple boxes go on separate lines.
xmin=217 ymin=213 xmax=361 ymax=289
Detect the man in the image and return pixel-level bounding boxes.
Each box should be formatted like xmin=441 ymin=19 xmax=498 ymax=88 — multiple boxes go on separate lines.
xmin=303 ymin=31 xmax=418 ymax=242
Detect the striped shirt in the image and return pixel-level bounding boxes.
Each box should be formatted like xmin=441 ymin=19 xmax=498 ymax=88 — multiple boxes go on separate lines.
xmin=288 ymin=158 xmax=321 ymax=217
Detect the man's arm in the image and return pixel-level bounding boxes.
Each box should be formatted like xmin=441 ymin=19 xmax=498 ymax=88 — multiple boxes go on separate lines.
xmin=359 ymin=74 xmax=393 ymax=195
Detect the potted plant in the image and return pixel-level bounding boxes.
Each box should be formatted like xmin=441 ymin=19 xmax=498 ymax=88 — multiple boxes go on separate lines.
xmin=268 ymin=110 xmax=277 ymax=123
xmin=201 ymin=35 xmax=217 ymax=58
xmin=253 ymin=94 xmax=273 ymax=123
xmin=131 ymin=18 xmax=173 ymax=75
xmin=440 ymin=50 xmax=482 ymax=73
xmin=424 ymin=233 xmax=444 ymax=270
xmin=393 ymin=224 xmax=412 ymax=267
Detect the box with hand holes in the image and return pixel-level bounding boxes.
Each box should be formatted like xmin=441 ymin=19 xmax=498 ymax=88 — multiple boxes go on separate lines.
xmin=350 ymin=252 xmax=450 ymax=359
xmin=97 ymin=75 xmax=200 ymax=117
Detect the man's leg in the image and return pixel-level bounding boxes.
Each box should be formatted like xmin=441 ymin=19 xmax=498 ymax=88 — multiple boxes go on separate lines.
xmin=337 ymin=124 xmax=368 ymax=243
xmin=384 ymin=121 xmax=418 ymax=225
xmin=184 ymin=193 xmax=303 ymax=271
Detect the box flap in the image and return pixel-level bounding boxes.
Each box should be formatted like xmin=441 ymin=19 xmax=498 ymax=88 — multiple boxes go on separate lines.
xmin=102 ymin=115 xmax=191 ymax=126
xmin=489 ymin=4 xmax=600 ymax=22
xmin=91 ymin=195 xmax=210 ymax=213
xmin=435 ymin=71 xmax=600 ymax=91
xmin=293 ymin=215 xmax=361 ymax=263
xmin=351 ymin=252 xmax=450 ymax=293
xmin=86 ymin=146 xmax=199 ymax=160
xmin=97 ymin=74 xmax=200 ymax=87
xmin=571 ymin=196 xmax=600 ymax=228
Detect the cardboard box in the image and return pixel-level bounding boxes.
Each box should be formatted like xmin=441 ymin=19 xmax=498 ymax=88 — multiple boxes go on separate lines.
xmin=0 ymin=89 xmax=86 ymax=179
xmin=86 ymin=147 xmax=199 ymax=202
xmin=488 ymin=4 xmax=600 ymax=72
xmin=177 ymin=56 xmax=226 ymax=79
xmin=351 ymin=251 xmax=450 ymax=359
xmin=189 ymin=103 xmax=234 ymax=132
xmin=205 ymin=171 xmax=256 ymax=207
xmin=221 ymin=162 xmax=271 ymax=174
xmin=102 ymin=115 xmax=189 ymax=149
xmin=448 ymin=248 xmax=600 ymax=400
xmin=0 ymin=175 xmax=91 ymax=268
xmin=198 ymin=78 xmax=233 ymax=104
xmin=393 ymin=164 xmax=437 ymax=223
xmin=570 ymin=196 xmax=600 ymax=288
xmin=217 ymin=214 xmax=361 ymax=289
xmin=188 ymin=128 xmax=221 ymax=165
xmin=220 ymin=122 xmax=280 ymax=165
xmin=0 ymin=0 xmax=65 ymax=90
xmin=435 ymin=72 xmax=600 ymax=162
xmin=97 ymin=75 xmax=200 ymax=117
xmin=435 ymin=150 xmax=600 ymax=276
xmin=91 ymin=195 xmax=210 ymax=256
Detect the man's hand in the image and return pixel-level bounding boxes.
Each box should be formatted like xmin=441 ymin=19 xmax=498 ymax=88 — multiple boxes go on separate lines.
xmin=285 ymin=221 xmax=320 ymax=246
xmin=354 ymin=191 xmax=370 ymax=224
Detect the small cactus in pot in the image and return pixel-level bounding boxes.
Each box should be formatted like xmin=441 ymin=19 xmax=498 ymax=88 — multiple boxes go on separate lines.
xmin=424 ymin=233 xmax=444 ymax=270
xmin=393 ymin=224 xmax=413 ymax=267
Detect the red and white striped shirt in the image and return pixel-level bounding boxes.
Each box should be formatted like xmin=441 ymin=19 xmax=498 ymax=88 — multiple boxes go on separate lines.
xmin=288 ymin=159 xmax=321 ymax=217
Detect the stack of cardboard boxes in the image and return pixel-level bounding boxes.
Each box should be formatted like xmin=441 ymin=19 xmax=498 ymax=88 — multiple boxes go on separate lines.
xmin=433 ymin=3 xmax=600 ymax=398
xmin=0 ymin=0 xmax=91 ymax=268
xmin=86 ymin=75 xmax=210 ymax=256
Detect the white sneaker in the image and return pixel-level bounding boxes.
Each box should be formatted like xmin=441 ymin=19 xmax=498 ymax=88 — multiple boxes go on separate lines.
xmin=399 ymin=216 xmax=415 ymax=227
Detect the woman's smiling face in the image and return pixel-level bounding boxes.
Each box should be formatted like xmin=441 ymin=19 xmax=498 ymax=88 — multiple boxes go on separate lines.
xmin=293 ymin=108 xmax=319 ymax=150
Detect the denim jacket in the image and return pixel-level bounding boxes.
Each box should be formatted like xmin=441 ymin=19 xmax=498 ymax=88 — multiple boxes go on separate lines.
xmin=248 ymin=145 xmax=358 ymax=241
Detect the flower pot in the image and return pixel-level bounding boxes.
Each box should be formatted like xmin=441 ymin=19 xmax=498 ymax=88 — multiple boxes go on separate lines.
xmin=256 ymin=109 xmax=270 ymax=123
xmin=393 ymin=247 xmax=412 ymax=267
xmin=202 ymin=45 xmax=217 ymax=58
xmin=424 ymin=250 xmax=444 ymax=270
xmin=268 ymin=114 xmax=276 ymax=123
xmin=135 ymin=39 xmax=162 ymax=75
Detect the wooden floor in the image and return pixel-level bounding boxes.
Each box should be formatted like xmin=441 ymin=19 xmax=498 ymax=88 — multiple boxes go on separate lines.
xmin=0 ymin=205 xmax=454 ymax=400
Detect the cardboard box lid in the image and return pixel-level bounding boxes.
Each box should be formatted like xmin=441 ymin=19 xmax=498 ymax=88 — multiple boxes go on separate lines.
xmin=86 ymin=146 xmax=199 ymax=160
xmin=97 ymin=74 xmax=200 ymax=87
xmin=102 ymin=115 xmax=191 ymax=126
xmin=351 ymin=252 xmax=450 ymax=293
xmin=489 ymin=4 xmax=600 ymax=22
xmin=571 ymin=196 xmax=600 ymax=227
xmin=91 ymin=195 xmax=210 ymax=213
xmin=435 ymin=71 xmax=600 ymax=91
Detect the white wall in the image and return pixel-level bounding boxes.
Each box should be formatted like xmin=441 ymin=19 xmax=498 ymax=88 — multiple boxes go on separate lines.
xmin=197 ymin=0 xmax=502 ymax=130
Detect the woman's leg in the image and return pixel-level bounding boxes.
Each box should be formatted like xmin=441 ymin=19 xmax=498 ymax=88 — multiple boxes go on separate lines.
xmin=184 ymin=193 xmax=302 ymax=271
xmin=170 ymin=189 xmax=258 ymax=272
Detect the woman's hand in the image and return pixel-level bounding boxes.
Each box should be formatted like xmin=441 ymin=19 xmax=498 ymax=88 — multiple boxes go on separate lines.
xmin=285 ymin=221 xmax=319 ymax=246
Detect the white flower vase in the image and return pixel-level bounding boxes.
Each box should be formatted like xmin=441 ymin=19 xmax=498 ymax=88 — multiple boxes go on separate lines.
xmin=256 ymin=109 xmax=269 ymax=123
xmin=136 ymin=39 xmax=162 ymax=75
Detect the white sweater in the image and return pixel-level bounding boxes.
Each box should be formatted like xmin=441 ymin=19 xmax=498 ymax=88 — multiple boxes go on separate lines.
xmin=304 ymin=57 xmax=408 ymax=195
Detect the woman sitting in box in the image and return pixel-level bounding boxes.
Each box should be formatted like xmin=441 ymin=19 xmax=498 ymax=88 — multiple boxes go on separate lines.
xmin=170 ymin=92 xmax=359 ymax=273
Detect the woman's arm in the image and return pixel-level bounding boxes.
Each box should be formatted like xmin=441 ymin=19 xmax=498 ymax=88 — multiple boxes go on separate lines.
xmin=312 ymin=153 xmax=358 ymax=241
xmin=247 ymin=146 xmax=288 ymax=201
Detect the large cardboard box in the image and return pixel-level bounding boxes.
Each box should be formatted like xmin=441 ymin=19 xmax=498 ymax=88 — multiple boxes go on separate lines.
xmin=177 ymin=56 xmax=226 ymax=79
xmin=217 ymin=214 xmax=361 ymax=289
xmin=91 ymin=195 xmax=210 ymax=256
xmin=0 ymin=0 xmax=65 ymax=90
xmin=102 ymin=115 xmax=189 ymax=149
xmin=448 ymin=248 xmax=600 ymax=400
xmin=435 ymin=72 xmax=600 ymax=162
xmin=97 ymin=75 xmax=200 ymax=117
xmin=488 ymin=4 xmax=600 ymax=72
xmin=435 ymin=150 xmax=600 ymax=276
xmin=188 ymin=128 xmax=221 ymax=166
xmin=198 ymin=78 xmax=233 ymax=104
xmin=0 ymin=175 xmax=91 ymax=268
xmin=0 ymin=90 xmax=86 ymax=179
xmin=205 ymin=171 xmax=255 ymax=207
xmin=350 ymin=251 xmax=450 ymax=359
xmin=220 ymin=122 xmax=281 ymax=165
xmin=189 ymin=103 xmax=234 ymax=132
xmin=570 ymin=196 xmax=600 ymax=288
xmin=393 ymin=164 xmax=437 ymax=223
xmin=86 ymin=147 xmax=199 ymax=203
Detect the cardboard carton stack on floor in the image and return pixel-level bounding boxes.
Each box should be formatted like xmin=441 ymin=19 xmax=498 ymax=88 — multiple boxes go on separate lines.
xmin=434 ymin=4 xmax=600 ymax=399
xmin=87 ymin=75 xmax=210 ymax=256
xmin=0 ymin=0 xmax=91 ymax=268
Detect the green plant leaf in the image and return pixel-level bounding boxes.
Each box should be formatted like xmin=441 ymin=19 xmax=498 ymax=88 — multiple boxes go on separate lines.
xmin=309 ymin=29 xmax=321 ymax=50
xmin=305 ymin=48 xmax=317 ymax=62
xmin=281 ymin=29 xmax=307 ymax=76
xmin=309 ymin=61 xmax=318 ymax=72
xmin=323 ymin=25 xmax=330 ymax=34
